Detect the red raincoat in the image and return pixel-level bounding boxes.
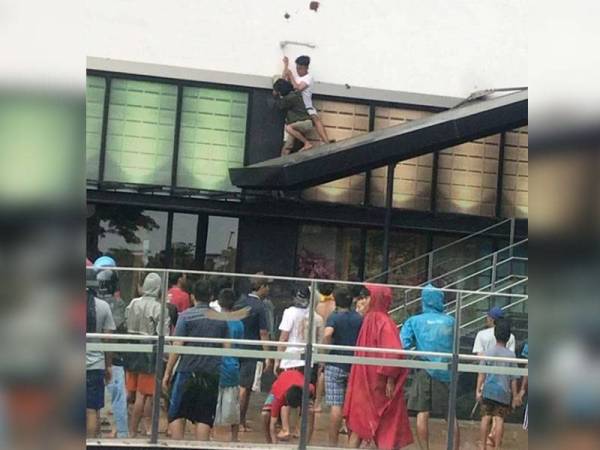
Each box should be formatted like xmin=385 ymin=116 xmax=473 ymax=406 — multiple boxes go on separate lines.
xmin=343 ymin=284 xmax=413 ymax=449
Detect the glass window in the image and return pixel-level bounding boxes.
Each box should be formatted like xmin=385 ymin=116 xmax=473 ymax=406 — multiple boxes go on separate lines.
xmin=177 ymin=87 xmax=248 ymax=192
xmin=371 ymin=107 xmax=434 ymax=211
xmin=86 ymin=76 xmax=106 ymax=181
xmin=171 ymin=213 xmax=199 ymax=269
xmin=501 ymin=127 xmax=528 ymax=218
xmin=87 ymin=205 xmax=168 ymax=301
xmin=104 ymin=79 xmax=177 ymax=185
xmin=204 ymin=216 xmax=239 ymax=272
xmin=296 ymin=225 xmax=361 ymax=280
xmin=364 ymin=230 xmax=428 ymax=284
xmin=436 ymin=135 xmax=500 ymax=217
xmin=302 ymin=100 xmax=369 ymax=205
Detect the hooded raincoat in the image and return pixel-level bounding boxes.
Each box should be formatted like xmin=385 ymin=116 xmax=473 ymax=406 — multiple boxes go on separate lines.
xmin=343 ymin=284 xmax=413 ymax=449
xmin=400 ymin=283 xmax=454 ymax=383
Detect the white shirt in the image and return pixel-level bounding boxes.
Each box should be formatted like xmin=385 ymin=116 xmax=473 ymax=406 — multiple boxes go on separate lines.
xmin=297 ymin=73 xmax=315 ymax=113
xmin=472 ymin=327 xmax=516 ymax=354
xmin=209 ymin=300 xmax=222 ymax=312
xmin=278 ymin=306 xmax=323 ymax=369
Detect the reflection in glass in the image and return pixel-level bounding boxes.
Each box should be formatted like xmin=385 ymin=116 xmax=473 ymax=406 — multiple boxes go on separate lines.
xmin=171 ymin=213 xmax=199 ymax=269
xmin=205 ymin=216 xmax=238 ymax=272
xmin=296 ymin=225 xmax=361 ymax=280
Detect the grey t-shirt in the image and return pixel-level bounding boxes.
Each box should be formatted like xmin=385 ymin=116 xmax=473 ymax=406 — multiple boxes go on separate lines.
xmin=480 ymin=344 xmax=517 ymax=405
xmin=86 ymin=297 xmax=116 ymax=371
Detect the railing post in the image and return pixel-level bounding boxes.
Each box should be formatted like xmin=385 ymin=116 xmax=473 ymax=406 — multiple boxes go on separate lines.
xmin=150 ymin=270 xmax=168 ymax=444
xmin=491 ymin=252 xmax=498 ymax=291
xmin=298 ymin=280 xmax=317 ymax=450
xmin=509 ymin=218 xmax=515 ymax=258
xmin=446 ymin=292 xmax=462 ymax=450
xmin=427 ymin=252 xmax=434 ymax=281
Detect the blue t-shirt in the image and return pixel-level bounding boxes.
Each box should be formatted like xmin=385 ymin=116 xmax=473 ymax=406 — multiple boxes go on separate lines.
xmin=325 ymin=310 xmax=363 ymax=372
xmin=481 ymin=344 xmax=518 ymax=405
xmin=220 ymin=320 xmax=244 ymax=387
xmin=174 ymin=304 xmax=228 ymax=373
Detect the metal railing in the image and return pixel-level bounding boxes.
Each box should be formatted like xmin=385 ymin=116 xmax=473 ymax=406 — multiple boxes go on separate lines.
xmin=388 ymin=239 xmax=528 ymax=319
xmin=85 ymin=267 xmax=527 ymax=450
xmin=367 ymin=218 xmax=515 ymax=283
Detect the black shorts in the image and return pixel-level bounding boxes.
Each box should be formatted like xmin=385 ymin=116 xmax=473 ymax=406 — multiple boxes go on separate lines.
xmin=168 ymin=371 xmax=220 ymax=426
xmin=239 ymin=359 xmax=257 ymax=389
xmin=86 ymin=369 xmax=105 ymax=411
xmin=481 ymin=398 xmax=512 ymax=419
xmin=407 ymin=369 xmax=449 ymax=417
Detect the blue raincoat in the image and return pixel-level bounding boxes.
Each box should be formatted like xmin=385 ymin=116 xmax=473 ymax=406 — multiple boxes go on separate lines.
xmin=400 ymin=284 xmax=454 ymax=382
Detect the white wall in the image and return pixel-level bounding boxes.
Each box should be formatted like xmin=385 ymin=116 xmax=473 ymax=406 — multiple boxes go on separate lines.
xmin=86 ymin=0 xmax=526 ymax=98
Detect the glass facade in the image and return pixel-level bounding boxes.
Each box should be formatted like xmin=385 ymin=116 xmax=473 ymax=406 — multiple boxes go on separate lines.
xmin=171 ymin=213 xmax=199 ymax=269
xmin=177 ymin=87 xmax=248 ymax=191
xmin=104 ymin=79 xmax=178 ymax=185
xmin=86 ymin=76 xmax=106 ymax=181
xmin=296 ymin=225 xmax=361 ymax=280
xmin=364 ymin=229 xmax=429 ymax=284
xmin=302 ymin=100 xmax=369 ymax=205
xmin=205 ymin=216 xmax=239 ymax=272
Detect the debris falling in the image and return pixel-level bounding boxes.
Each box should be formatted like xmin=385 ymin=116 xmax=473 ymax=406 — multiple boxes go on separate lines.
xmin=309 ymin=1 xmax=320 ymax=12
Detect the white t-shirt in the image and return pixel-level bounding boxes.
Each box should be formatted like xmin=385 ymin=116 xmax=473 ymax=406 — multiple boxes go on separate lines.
xmin=472 ymin=327 xmax=516 ymax=354
xmin=278 ymin=306 xmax=323 ymax=369
xmin=297 ymin=73 xmax=315 ymax=113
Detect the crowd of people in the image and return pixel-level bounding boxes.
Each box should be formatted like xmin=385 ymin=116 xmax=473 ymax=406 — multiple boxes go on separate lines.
xmin=86 ymin=259 xmax=528 ymax=450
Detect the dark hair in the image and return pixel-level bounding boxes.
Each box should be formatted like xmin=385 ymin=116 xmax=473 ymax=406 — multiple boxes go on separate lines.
xmin=317 ymin=282 xmax=335 ymax=296
xmin=250 ymin=273 xmax=271 ymax=292
xmin=333 ymin=288 xmax=352 ymax=309
xmin=193 ymin=280 xmax=211 ymax=304
xmin=169 ymin=272 xmax=184 ymax=287
xmin=219 ymin=288 xmax=236 ymax=311
xmin=86 ymin=289 xmax=97 ymax=333
xmin=285 ymin=385 xmax=303 ymax=408
xmin=349 ymin=284 xmax=369 ymax=300
xmin=494 ymin=318 xmax=511 ymax=344
xmin=295 ymin=55 xmax=310 ymax=66
xmin=273 ymin=78 xmax=294 ymax=97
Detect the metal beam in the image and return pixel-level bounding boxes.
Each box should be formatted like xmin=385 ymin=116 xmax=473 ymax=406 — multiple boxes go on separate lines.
xmin=230 ymin=90 xmax=528 ymax=189
xmin=382 ymin=163 xmax=395 ymax=282
xmin=87 ymin=189 xmax=528 ymax=236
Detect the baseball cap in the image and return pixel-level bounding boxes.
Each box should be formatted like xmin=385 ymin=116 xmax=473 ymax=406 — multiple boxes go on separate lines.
xmin=488 ymin=306 xmax=504 ymax=320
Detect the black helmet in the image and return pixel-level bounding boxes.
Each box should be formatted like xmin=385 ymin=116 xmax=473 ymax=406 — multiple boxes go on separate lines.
xmin=97 ymin=269 xmax=119 ymax=297
xmin=86 ymin=266 xmax=99 ymax=292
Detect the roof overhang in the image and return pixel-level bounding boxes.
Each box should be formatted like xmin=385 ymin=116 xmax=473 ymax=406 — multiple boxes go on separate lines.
xmin=229 ymin=89 xmax=528 ymax=190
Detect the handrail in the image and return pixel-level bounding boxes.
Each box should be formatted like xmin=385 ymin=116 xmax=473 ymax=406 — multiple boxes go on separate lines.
xmin=387 ymin=250 xmax=527 ymax=316
xmin=395 ymin=277 xmax=528 ymax=328
xmin=367 ymin=218 xmax=513 ymax=281
xmin=460 ymin=296 xmax=528 ymax=330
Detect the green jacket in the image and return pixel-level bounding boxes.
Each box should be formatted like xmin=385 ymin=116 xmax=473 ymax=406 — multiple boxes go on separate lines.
xmin=275 ymin=91 xmax=310 ymax=124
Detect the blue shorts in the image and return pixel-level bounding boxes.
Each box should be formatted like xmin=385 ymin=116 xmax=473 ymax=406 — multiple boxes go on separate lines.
xmin=86 ymin=369 xmax=105 ymax=410
xmin=325 ymin=365 xmax=349 ymax=406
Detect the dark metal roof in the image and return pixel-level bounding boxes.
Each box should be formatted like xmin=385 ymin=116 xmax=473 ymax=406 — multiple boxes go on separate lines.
xmin=229 ymin=89 xmax=528 ymax=190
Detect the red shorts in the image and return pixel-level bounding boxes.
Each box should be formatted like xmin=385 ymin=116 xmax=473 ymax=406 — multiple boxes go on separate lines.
xmin=126 ymin=371 xmax=156 ymax=396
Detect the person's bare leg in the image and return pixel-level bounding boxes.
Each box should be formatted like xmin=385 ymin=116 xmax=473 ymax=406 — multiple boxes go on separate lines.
xmin=311 ymin=115 xmax=330 ymax=144
xmin=348 ymin=431 xmax=362 ymax=448
xmin=492 ymin=416 xmax=504 ymax=449
xmin=129 ymin=391 xmax=145 ymax=437
xmin=262 ymin=411 xmax=272 ymax=443
xmin=231 ymin=424 xmax=239 ymax=442
xmin=488 ymin=416 xmax=498 ymax=445
xmin=308 ymin=410 xmax=316 ymax=443
xmin=278 ymin=405 xmax=291 ymax=440
xmin=328 ymin=405 xmax=343 ymax=446
xmin=480 ymin=416 xmax=491 ymax=450
xmin=285 ymin=124 xmax=312 ymax=151
xmin=239 ymin=387 xmax=251 ymax=431
xmin=314 ymin=371 xmax=325 ymax=412
xmin=142 ymin=396 xmax=153 ymax=435
xmin=195 ymin=423 xmax=211 ymax=441
xmin=86 ymin=409 xmax=99 ymax=438
xmin=416 ymin=412 xmax=430 ymax=450
xmin=169 ymin=419 xmax=185 ymax=440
